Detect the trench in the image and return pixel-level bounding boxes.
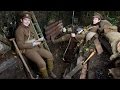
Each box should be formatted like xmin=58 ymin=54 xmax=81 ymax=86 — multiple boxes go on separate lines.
xmin=0 ymin=11 xmax=119 ymax=79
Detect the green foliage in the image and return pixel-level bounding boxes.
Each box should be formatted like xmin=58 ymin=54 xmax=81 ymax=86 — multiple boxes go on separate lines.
xmin=107 ymin=16 xmax=119 ymax=25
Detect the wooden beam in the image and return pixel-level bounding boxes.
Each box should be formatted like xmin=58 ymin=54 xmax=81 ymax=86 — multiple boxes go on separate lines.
xmin=79 ymin=63 xmax=87 ymax=79
xmin=94 ymin=38 xmax=103 ymax=55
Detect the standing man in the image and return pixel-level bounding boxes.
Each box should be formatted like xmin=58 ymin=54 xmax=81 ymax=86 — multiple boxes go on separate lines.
xmin=15 ymin=11 xmax=57 ymax=79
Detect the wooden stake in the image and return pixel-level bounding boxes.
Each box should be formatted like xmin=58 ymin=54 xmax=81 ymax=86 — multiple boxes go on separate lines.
xmin=94 ymin=38 xmax=103 ymax=55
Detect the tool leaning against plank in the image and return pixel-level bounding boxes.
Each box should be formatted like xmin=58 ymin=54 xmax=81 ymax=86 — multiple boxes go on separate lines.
xmin=64 ymin=49 xmax=96 ymax=79
xmin=9 ymin=38 xmax=35 ymax=79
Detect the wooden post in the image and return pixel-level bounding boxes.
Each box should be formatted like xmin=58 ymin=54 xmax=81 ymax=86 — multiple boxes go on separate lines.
xmin=94 ymin=38 xmax=103 ymax=55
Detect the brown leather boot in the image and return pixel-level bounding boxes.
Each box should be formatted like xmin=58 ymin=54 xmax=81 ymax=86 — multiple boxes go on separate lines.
xmin=40 ymin=68 xmax=49 ymax=79
xmin=47 ymin=60 xmax=57 ymax=79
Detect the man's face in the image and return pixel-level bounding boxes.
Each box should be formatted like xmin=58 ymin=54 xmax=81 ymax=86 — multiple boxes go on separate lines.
xmin=22 ymin=18 xmax=31 ymax=27
xmin=93 ymin=17 xmax=100 ymax=24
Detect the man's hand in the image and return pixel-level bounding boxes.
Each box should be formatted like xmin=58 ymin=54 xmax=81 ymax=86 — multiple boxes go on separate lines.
xmin=110 ymin=53 xmax=119 ymax=61
xmin=62 ymin=27 xmax=67 ymax=33
xmin=71 ymin=33 xmax=76 ymax=37
xmin=33 ymin=41 xmax=41 ymax=46
xmin=37 ymin=37 xmax=44 ymax=42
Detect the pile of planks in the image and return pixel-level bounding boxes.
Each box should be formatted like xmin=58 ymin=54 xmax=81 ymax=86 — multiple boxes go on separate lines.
xmin=45 ymin=20 xmax=63 ymax=41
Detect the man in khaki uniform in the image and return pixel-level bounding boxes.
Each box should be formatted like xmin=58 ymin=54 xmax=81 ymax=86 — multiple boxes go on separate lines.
xmin=92 ymin=12 xmax=120 ymax=61
xmin=15 ymin=11 xmax=56 ymax=79
xmin=93 ymin=13 xmax=112 ymax=31
xmin=51 ymin=12 xmax=107 ymax=44
xmin=51 ymin=22 xmax=85 ymax=44
xmin=51 ymin=13 xmax=102 ymax=45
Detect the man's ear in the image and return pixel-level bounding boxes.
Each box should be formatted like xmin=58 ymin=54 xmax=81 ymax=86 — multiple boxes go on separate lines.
xmin=20 ymin=19 xmax=23 ymax=22
xmin=98 ymin=19 xmax=101 ymax=22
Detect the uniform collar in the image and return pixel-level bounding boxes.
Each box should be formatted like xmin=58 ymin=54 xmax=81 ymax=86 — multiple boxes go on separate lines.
xmin=21 ymin=23 xmax=30 ymax=28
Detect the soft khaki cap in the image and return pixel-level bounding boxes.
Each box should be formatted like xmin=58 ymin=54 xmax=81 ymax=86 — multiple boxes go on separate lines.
xmin=93 ymin=12 xmax=103 ymax=20
xmin=21 ymin=11 xmax=31 ymax=19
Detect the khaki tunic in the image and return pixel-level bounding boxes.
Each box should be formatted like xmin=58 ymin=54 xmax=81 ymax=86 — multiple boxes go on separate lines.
xmin=86 ymin=20 xmax=112 ymax=33
xmin=99 ymin=20 xmax=113 ymax=32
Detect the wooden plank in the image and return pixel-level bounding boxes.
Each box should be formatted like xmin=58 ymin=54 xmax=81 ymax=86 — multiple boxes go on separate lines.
xmin=94 ymin=38 xmax=103 ymax=55
xmin=51 ymin=30 xmax=61 ymax=40
xmin=64 ymin=63 xmax=83 ymax=79
xmin=45 ymin=26 xmax=61 ymax=39
xmin=45 ymin=22 xmax=63 ymax=35
xmin=79 ymin=63 xmax=87 ymax=79
xmin=46 ymin=29 xmax=62 ymax=41
xmin=45 ymin=20 xmax=62 ymax=31
xmin=77 ymin=56 xmax=84 ymax=65
xmin=64 ymin=56 xmax=83 ymax=79
xmin=50 ymin=26 xmax=62 ymax=37
xmin=46 ymin=24 xmax=63 ymax=40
